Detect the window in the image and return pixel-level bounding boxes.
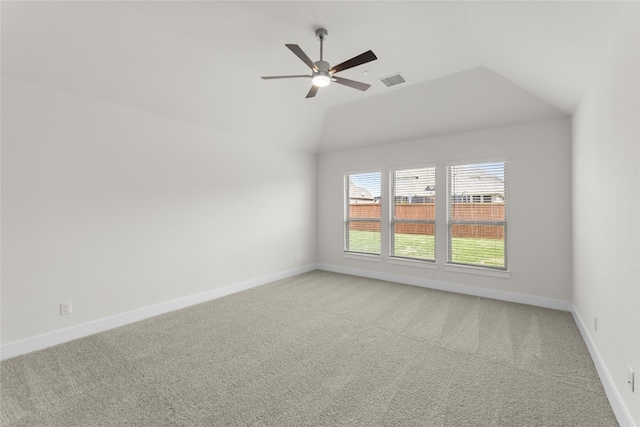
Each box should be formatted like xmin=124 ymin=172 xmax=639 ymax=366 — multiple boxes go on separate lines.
xmin=447 ymin=161 xmax=507 ymax=269
xmin=344 ymin=172 xmax=381 ymax=255
xmin=390 ymin=167 xmax=435 ymax=261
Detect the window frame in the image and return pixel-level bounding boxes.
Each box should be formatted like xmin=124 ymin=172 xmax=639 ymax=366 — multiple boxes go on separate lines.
xmin=389 ymin=165 xmax=437 ymax=263
xmin=446 ymin=159 xmax=508 ymax=271
xmin=343 ymin=170 xmax=382 ymax=257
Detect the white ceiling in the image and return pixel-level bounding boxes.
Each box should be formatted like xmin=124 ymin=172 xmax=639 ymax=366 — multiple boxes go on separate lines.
xmin=1 ymin=1 xmax=631 ymax=152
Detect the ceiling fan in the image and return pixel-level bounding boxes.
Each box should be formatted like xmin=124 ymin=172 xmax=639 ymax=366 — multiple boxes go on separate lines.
xmin=261 ymin=28 xmax=377 ymax=98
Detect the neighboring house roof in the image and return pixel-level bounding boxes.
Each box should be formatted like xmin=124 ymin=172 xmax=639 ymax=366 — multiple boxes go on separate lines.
xmin=351 ymin=168 xmax=503 ymax=203
xmin=348 ymin=178 xmax=374 ymax=201
xmin=449 ymin=167 xmax=505 ymax=197
xmin=393 ymin=169 xmax=436 ymax=199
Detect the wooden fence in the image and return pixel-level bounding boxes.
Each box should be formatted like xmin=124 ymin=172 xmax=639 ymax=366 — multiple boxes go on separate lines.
xmin=348 ymin=203 xmax=504 ymax=239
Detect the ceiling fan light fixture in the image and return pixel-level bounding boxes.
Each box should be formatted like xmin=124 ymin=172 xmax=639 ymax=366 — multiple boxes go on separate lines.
xmin=312 ymin=72 xmax=331 ymax=87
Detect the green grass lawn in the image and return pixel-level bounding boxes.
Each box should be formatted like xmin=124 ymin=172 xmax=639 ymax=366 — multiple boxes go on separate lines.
xmin=346 ymin=230 xmax=504 ymax=267
xmin=346 ymin=230 xmax=381 ymax=255
xmin=393 ymin=233 xmax=435 ymax=260
xmin=450 ymin=237 xmax=505 ymax=267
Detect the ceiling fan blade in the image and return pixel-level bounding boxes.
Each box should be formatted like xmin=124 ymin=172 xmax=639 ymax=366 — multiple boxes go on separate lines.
xmin=286 ymin=44 xmax=319 ymax=71
xmin=330 ymin=50 xmax=377 ymax=74
xmin=261 ymin=75 xmax=311 ymax=80
xmin=306 ymin=85 xmax=319 ymax=98
xmin=332 ymin=76 xmax=371 ymax=92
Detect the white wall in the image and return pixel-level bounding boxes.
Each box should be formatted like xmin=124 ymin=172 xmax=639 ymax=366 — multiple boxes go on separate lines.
xmin=318 ymin=118 xmax=572 ymax=304
xmin=572 ymin=2 xmax=640 ymax=425
xmin=1 ymin=77 xmax=317 ymax=346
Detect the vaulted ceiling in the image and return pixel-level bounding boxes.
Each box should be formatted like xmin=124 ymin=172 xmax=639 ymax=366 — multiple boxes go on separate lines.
xmin=1 ymin=1 xmax=631 ymax=152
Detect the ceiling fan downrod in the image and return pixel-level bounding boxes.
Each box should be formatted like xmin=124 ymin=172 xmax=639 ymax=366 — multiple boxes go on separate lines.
xmin=313 ymin=28 xmax=331 ymax=87
xmin=316 ymin=28 xmax=328 ymax=61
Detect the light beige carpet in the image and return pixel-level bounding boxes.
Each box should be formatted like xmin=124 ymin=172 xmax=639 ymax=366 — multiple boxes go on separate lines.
xmin=1 ymin=270 xmax=617 ymax=426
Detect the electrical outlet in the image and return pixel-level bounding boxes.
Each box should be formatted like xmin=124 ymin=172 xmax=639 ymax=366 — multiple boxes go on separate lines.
xmin=628 ymin=367 xmax=635 ymax=392
xmin=60 ymin=302 xmax=72 ymax=315
xmin=594 ymin=316 xmax=598 ymax=332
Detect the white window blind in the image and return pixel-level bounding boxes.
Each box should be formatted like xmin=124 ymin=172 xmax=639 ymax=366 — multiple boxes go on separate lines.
xmin=447 ymin=162 xmax=507 ymax=269
xmin=390 ymin=167 xmax=436 ymax=261
xmin=344 ymin=172 xmax=381 ymax=255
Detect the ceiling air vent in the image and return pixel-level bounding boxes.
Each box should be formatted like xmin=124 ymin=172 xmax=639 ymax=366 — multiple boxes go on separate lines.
xmin=379 ymin=73 xmax=407 ymax=88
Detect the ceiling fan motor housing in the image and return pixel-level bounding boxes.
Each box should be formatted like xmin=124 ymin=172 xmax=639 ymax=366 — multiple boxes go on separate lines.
xmin=314 ymin=60 xmax=330 ymax=72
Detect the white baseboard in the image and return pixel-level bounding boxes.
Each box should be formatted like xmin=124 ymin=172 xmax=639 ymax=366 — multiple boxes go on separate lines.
xmin=0 ymin=264 xmax=317 ymax=361
xmin=572 ymin=308 xmax=636 ymax=427
xmin=317 ymin=263 xmax=572 ymax=311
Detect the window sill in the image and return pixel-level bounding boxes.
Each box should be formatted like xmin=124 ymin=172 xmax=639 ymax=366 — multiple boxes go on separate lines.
xmin=387 ymin=257 xmax=437 ymax=269
xmin=343 ymin=252 xmax=382 ymax=263
xmin=445 ymin=263 xmax=511 ymax=278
